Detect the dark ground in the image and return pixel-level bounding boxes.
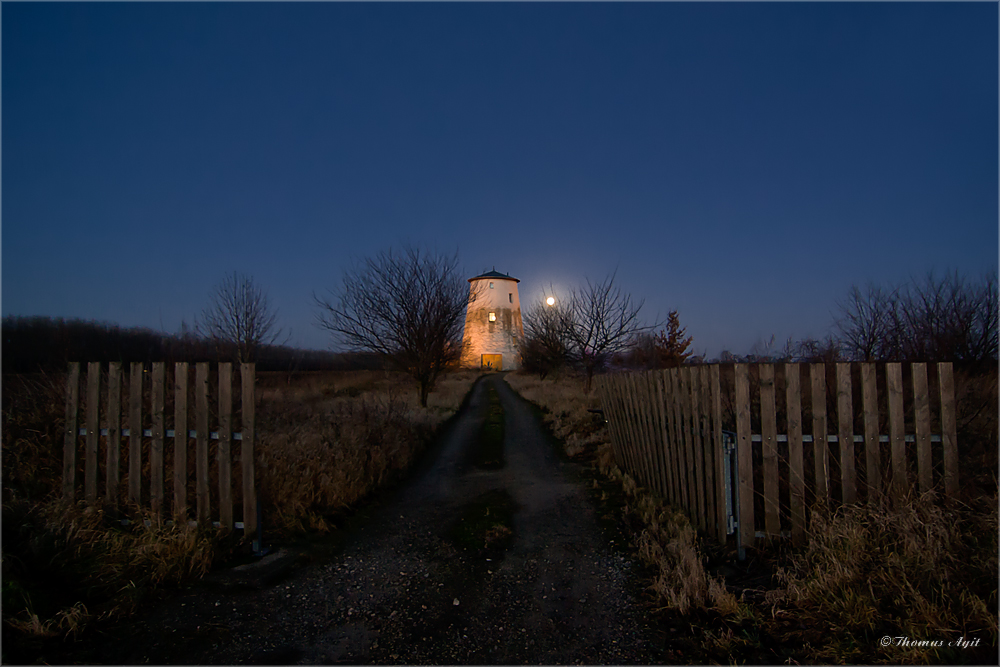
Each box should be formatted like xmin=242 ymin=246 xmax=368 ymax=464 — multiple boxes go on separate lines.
xmin=38 ymin=374 xmax=666 ymax=665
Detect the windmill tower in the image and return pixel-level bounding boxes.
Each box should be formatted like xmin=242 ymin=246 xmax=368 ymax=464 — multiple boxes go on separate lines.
xmin=461 ymin=268 xmax=524 ymax=370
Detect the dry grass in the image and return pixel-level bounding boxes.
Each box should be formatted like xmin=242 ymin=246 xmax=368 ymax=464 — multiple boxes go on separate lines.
xmin=3 ymin=502 xmax=217 ymax=642
xmin=613 ymin=460 xmax=739 ymax=615
xmin=505 ymin=368 xmax=999 ymax=664
xmin=2 ymin=367 xmax=479 ymax=647
xmin=768 ymin=493 xmax=998 ymax=663
xmin=256 ymin=369 xmax=478 ymax=533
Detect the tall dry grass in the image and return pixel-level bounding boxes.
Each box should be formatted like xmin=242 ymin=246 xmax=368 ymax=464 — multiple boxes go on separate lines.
xmin=256 ymin=370 xmax=478 ymax=532
xmin=2 ymin=367 xmax=478 ymax=649
xmin=4 ymin=504 xmax=217 ymax=640
xmin=768 ymin=493 xmax=998 ymax=663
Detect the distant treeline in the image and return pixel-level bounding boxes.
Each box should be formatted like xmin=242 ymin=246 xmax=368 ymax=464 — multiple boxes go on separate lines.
xmin=1 ymin=316 xmax=382 ymax=374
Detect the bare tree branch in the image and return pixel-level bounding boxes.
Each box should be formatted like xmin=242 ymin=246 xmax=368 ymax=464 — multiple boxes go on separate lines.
xmin=198 ymin=272 xmax=286 ymax=364
xmin=833 ymin=282 xmax=902 ymax=361
xmin=563 ymin=271 xmax=659 ymax=391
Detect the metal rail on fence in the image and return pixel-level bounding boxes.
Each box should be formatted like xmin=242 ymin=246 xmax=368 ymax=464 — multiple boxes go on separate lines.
xmin=597 ymin=362 xmax=959 ymax=553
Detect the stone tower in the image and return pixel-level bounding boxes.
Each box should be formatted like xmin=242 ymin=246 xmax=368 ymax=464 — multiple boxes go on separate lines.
xmin=461 ymin=269 xmax=524 ymax=370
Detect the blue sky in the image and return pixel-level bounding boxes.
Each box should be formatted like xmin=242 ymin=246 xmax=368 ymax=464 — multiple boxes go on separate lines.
xmin=3 ymin=2 xmax=997 ymax=358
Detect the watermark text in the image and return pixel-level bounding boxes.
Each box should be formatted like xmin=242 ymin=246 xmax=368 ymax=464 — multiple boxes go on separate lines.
xmin=880 ymin=636 xmax=981 ymax=649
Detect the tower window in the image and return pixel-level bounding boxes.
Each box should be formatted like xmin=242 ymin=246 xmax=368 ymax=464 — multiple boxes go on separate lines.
xmin=489 ymin=282 xmax=494 ymax=289
xmin=488 ymin=312 xmax=496 ymax=322
xmin=509 ymin=293 xmax=513 ymax=303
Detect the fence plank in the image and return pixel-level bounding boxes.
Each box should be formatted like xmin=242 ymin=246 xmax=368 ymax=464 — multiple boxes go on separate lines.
xmin=63 ymin=363 xmax=81 ymax=501
xmin=174 ymin=362 xmax=188 ymax=519
xmin=654 ymin=371 xmax=672 ymax=499
xmin=669 ymin=369 xmax=688 ymax=512
xmin=242 ymin=363 xmax=257 ymax=539
xmin=886 ymin=363 xmax=906 ymax=499
xmin=218 ymin=363 xmax=233 ymax=531
xmin=785 ymin=364 xmax=805 ymax=544
xmin=150 ymin=363 xmax=165 ymax=519
xmin=685 ymin=368 xmax=701 ymax=523
xmin=655 ymin=371 xmax=676 ymax=506
xmin=837 ymin=363 xmax=856 ymax=505
xmin=620 ymin=375 xmax=639 ymax=475
xmin=711 ymin=365 xmax=726 ymax=544
xmin=697 ymin=368 xmax=713 ymax=531
xmin=631 ymin=374 xmax=650 ymax=487
xmin=636 ymin=373 xmax=655 ymax=491
xmin=611 ymin=376 xmax=631 ymax=472
xmin=687 ymin=367 xmax=706 ymax=530
xmin=735 ymin=364 xmax=754 ymax=549
xmin=129 ymin=363 xmax=143 ymax=506
xmin=196 ymin=363 xmax=210 ymax=525
xmin=699 ymin=366 xmax=716 ymax=538
xmin=861 ymin=363 xmax=880 ymax=502
xmin=646 ymin=372 xmax=667 ymax=498
xmin=595 ymin=377 xmax=615 ymax=460
xmin=106 ymin=362 xmax=122 ymax=507
xmin=609 ymin=377 xmax=628 ymax=471
xmin=85 ymin=362 xmax=101 ymax=504
xmin=680 ymin=368 xmax=698 ymax=521
xmin=760 ymin=364 xmax=779 ymax=537
xmin=625 ymin=375 xmax=644 ymax=485
xmin=810 ymin=364 xmax=829 ymax=507
xmin=648 ymin=372 xmax=665 ymax=499
xmin=912 ymin=362 xmax=932 ymax=494
xmin=638 ymin=373 xmax=657 ymax=492
xmin=602 ymin=377 xmax=627 ymax=470
xmin=660 ymin=371 xmax=677 ymax=506
xmin=630 ymin=373 xmax=653 ymax=491
xmin=938 ymin=363 xmax=958 ymax=500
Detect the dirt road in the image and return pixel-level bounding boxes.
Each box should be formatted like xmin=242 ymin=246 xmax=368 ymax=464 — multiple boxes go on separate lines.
xmin=65 ymin=374 xmax=658 ymax=664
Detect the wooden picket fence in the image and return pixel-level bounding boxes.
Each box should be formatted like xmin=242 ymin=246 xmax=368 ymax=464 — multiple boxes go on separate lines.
xmin=62 ymin=361 xmax=257 ymax=537
xmin=595 ymin=362 xmax=959 ymax=550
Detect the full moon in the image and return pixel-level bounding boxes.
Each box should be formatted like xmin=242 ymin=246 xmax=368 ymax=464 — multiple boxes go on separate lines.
xmin=546 ymin=297 xmax=555 ymax=306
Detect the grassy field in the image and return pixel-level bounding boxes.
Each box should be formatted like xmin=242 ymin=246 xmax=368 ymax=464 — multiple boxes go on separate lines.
xmin=1 ymin=368 xmax=479 ymax=657
xmin=505 ymin=369 xmax=998 ymax=665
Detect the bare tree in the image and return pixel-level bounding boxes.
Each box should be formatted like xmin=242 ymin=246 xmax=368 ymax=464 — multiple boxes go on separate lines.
xmin=520 ymin=291 xmax=572 ymax=379
xmin=314 ymin=247 xmax=476 ymax=407
xmin=198 ymin=272 xmax=285 ymax=364
xmin=834 ymin=271 xmax=997 ymax=364
xmin=898 ymin=270 xmax=998 ymax=363
xmin=564 ymin=271 xmax=659 ymax=391
xmin=834 ymin=282 xmax=902 ymax=361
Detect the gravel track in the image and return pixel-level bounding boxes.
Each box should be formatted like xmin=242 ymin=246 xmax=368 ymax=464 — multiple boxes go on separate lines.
xmin=65 ymin=374 xmax=657 ymax=665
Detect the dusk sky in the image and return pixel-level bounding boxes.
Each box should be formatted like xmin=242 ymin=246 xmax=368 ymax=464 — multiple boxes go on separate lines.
xmin=3 ymin=2 xmax=997 ymax=358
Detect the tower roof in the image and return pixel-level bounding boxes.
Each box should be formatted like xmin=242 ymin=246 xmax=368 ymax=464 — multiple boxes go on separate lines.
xmin=469 ymin=269 xmax=519 ymax=283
